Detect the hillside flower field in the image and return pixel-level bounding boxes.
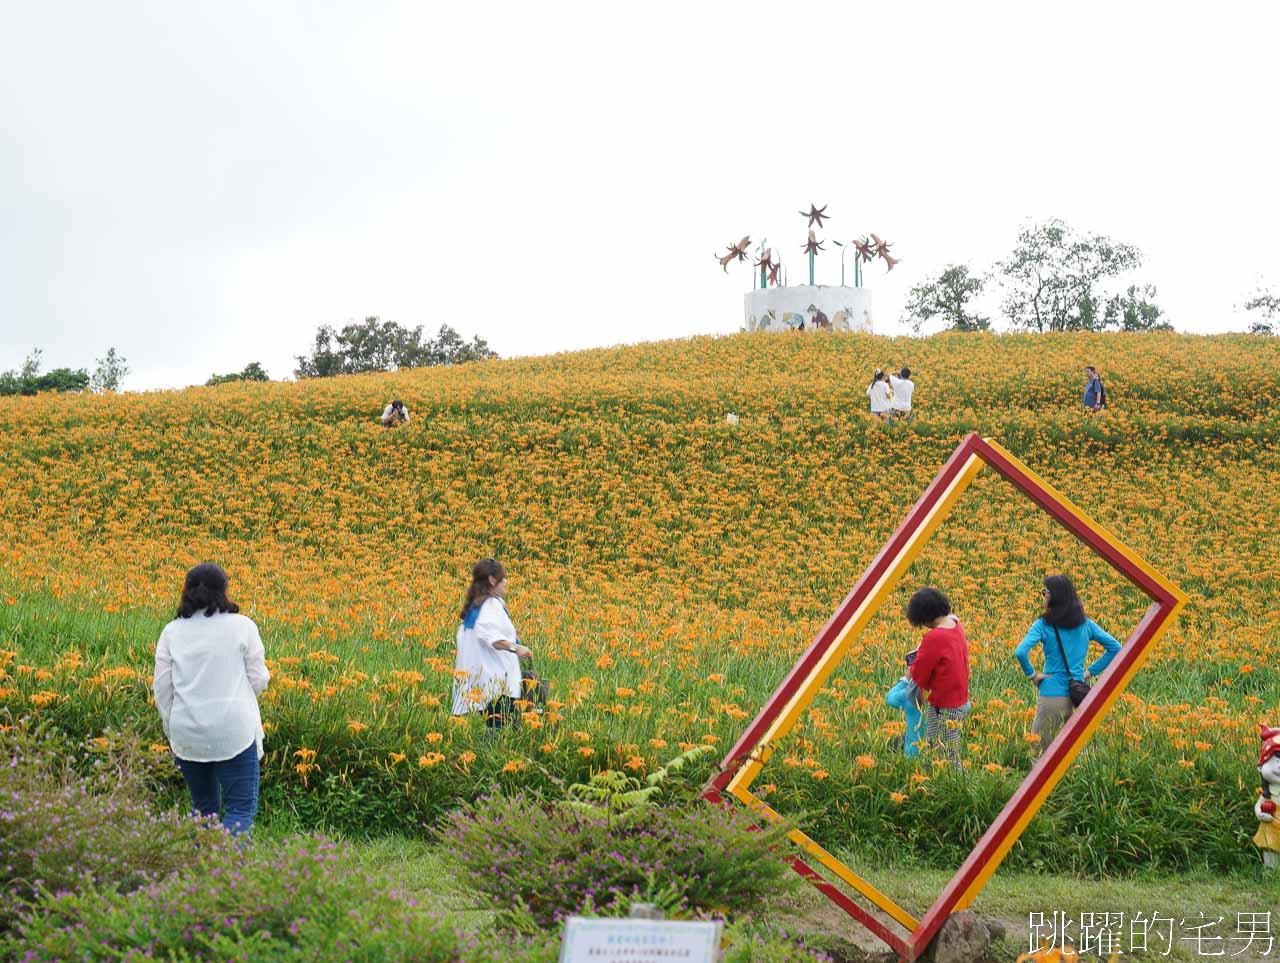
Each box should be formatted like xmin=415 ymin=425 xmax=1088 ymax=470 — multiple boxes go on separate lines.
xmin=1 ymin=331 xmax=1277 ymax=882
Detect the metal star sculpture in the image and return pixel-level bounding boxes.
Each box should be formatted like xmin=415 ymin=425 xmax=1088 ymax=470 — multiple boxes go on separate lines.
xmin=852 ymin=237 xmax=876 ymax=263
xmin=716 ymin=236 xmax=752 ymax=272
xmin=799 ymin=203 xmax=829 ymax=229
xmin=871 ymin=233 xmax=898 ymax=271
xmin=767 ymin=261 xmax=782 ymax=286
xmin=754 ymin=247 xmax=775 ymax=271
xmin=802 ymin=229 xmax=825 ymax=256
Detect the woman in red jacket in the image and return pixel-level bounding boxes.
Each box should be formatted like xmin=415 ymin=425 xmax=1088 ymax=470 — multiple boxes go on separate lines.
xmin=906 ymin=587 xmax=971 ymax=768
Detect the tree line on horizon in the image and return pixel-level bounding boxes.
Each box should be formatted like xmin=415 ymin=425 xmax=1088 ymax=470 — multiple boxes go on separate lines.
xmin=901 ymin=217 xmax=1279 ymax=336
xmin=0 ymin=347 xmax=128 ymax=397
xmin=208 ymin=318 xmax=497 ymax=386
xmin=1 ymin=319 xmax=497 ymax=395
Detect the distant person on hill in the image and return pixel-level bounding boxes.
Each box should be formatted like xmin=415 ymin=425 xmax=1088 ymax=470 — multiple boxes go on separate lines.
xmin=866 ymin=369 xmax=892 ymax=422
xmin=452 ymin=557 xmax=532 ymax=728
xmin=1014 ymin=574 xmax=1121 ymax=756
xmin=380 ymin=399 xmax=410 ymax=427
xmin=887 ymin=367 xmax=915 ymax=423
xmin=153 ymin=563 xmax=269 ymax=838
xmin=885 ymin=649 xmax=925 ymax=757
xmin=905 ymin=587 xmax=971 ymax=768
xmin=1083 ymin=366 xmax=1107 ymax=413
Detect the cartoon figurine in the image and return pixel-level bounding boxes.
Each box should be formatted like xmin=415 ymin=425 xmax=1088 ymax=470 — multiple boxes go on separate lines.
xmin=1256 ymin=724 xmax=1280 ymax=869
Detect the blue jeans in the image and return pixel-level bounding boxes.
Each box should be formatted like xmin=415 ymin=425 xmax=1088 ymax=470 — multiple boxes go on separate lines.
xmin=175 ymin=741 xmax=259 ymax=836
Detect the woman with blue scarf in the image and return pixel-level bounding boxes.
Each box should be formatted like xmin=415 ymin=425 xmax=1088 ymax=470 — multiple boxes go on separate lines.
xmin=452 ymin=557 xmax=531 ymax=727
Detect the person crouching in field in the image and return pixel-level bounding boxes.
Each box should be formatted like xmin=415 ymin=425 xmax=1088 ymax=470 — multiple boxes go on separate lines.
xmin=452 ymin=557 xmax=532 ymax=728
xmin=153 ymin=563 xmax=269 ymax=838
xmin=905 ymin=587 xmax=971 ymax=768
xmin=1015 ymin=574 xmax=1120 ymax=756
xmin=380 ymin=399 xmax=410 ymax=427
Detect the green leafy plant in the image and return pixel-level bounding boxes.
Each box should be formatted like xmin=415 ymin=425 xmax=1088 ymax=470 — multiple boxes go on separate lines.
xmin=561 ymin=744 xmax=716 ymax=827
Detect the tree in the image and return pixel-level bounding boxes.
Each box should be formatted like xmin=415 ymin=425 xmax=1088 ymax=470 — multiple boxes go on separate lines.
xmin=0 ymin=350 xmax=90 ymax=396
xmin=901 ymin=265 xmax=990 ymax=333
xmin=1241 ymin=288 xmax=1279 ymax=335
xmin=426 ymin=323 xmax=497 ymax=365
xmin=207 ymin=362 xmax=271 ymax=386
xmin=294 ymin=317 xmax=496 ymax=378
xmin=91 ymin=347 xmax=129 ymax=392
xmin=1103 ymin=284 xmax=1172 ymax=331
xmin=998 ymin=219 xmax=1141 ymax=331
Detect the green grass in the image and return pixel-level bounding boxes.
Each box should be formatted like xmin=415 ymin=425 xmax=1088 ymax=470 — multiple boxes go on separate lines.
xmin=321 ymin=832 xmax=1280 ymax=962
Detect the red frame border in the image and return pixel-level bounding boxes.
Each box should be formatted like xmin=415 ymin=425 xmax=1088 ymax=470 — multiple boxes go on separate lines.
xmin=704 ymin=433 xmax=1183 ymax=960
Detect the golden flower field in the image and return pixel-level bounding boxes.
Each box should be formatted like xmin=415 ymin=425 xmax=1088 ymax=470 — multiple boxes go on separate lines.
xmin=1 ymin=331 xmax=1277 ymax=875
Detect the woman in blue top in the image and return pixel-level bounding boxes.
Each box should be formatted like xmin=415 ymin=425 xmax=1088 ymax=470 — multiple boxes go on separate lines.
xmin=1015 ymin=574 xmax=1120 ymax=756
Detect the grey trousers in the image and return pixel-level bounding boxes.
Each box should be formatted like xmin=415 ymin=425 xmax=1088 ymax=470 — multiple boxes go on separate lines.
xmin=1031 ymin=695 xmax=1074 ymax=754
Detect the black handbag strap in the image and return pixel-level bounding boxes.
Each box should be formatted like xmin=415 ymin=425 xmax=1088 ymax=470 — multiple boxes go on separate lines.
xmin=1051 ymin=626 xmax=1079 ymax=681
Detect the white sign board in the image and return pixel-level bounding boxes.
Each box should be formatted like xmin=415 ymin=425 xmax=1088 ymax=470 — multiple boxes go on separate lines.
xmin=559 ymin=917 xmax=722 ymax=962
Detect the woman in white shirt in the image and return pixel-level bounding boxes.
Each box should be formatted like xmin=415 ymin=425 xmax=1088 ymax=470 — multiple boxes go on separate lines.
xmin=452 ymin=557 xmax=531 ymax=727
xmin=866 ymin=369 xmax=892 ymax=421
xmin=153 ymin=563 xmax=269 ymax=837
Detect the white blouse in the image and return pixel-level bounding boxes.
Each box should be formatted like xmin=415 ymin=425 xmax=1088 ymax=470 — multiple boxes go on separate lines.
xmin=153 ymin=612 xmax=270 ymax=762
xmin=451 ymin=597 xmax=521 ymax=714
xmin=867 ymin=380 xmax=892 ymax=413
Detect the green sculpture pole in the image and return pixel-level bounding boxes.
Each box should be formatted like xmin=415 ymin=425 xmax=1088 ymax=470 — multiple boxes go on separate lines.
xmin=757 ymin=238 xmax=768 ymax=289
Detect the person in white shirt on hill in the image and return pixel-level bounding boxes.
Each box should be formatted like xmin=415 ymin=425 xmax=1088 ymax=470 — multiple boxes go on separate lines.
xmin=153 ymin=563 xmax=269 ymax=837
xmin=888 ymin=367 xmax=915 ymax=423
xmin=452 ymin=557 xmax=532 ymax=728
xmin=866 ymin=369 xmax=892 ymax=421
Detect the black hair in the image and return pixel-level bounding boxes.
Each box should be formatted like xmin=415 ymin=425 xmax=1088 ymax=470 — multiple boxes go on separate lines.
xmin=461 ymin=557 xmax=507 ymax=619
xmin=906 ymin=587 xmax=952 ymax=627
xmin=1042 ymin=574 xmax=1086 ymax=629
xmin=1085 ymin=365 xmax=1097 ymax=373
xmin=391 ymin=399 xmax=404 ymax=409
xmin=177 ymin=563 xmax=240 ymax=619
xmin=900 ymin=367 xmax=910 ymax=379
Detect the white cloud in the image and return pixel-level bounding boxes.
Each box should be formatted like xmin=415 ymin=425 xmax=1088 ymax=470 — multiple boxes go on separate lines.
xmin=1 ymin=0 xmax=1277 ymax=389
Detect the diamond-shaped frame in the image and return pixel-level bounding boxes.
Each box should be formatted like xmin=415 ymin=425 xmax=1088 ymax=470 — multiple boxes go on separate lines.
xmin=703 ymin=433 xmax=1186 ymax=961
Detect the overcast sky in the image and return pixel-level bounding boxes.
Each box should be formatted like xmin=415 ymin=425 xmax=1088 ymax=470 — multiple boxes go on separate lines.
xmin=2 ymin=1 xmax=1277 ymax=390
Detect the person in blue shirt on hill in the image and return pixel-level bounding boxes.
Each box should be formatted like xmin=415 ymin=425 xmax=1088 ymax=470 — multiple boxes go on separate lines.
xmin=1083 ymin=365 xmax=1107 ymax=412
xmin=1015 ymin=574 xmax=1120 ymax=756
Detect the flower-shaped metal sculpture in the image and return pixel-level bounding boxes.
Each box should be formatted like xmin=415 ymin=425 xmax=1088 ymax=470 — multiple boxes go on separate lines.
xmin=871 ymin=233 xmax=899 ymax=272
xmin=716 ymin=236 xmax=752 ymax=273
xmin=799 ymin=203 xmax=829 ymax=229
xmin=754 ymin=247 xmax=778 ymax=288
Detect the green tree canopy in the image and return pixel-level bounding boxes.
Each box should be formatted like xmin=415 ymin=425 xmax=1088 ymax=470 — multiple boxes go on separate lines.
xmin=0 ymin=350 xmax=91 ymax=396
xmin=998 ymin=219 xmax=1142 ymax=331
xmin=90 ymin=347 xmax=129 ymax=392
xmin=294 ymin=317 xmax=496 ymax=378
xmin=1241 ymin=287 xmax=1278 ymax=336
xmin=901 ymin=264 xmax=990 ymax=333
xmin=207 ymin=362 xmax=271 ymax=386
xmin=1103 ymin=284 xmax=1172 ymax=331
